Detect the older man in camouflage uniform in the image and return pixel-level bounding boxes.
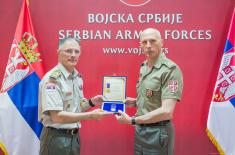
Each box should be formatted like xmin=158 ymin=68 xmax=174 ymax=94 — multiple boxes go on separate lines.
xmin=38 ymin=37 xmax=111 ymax=155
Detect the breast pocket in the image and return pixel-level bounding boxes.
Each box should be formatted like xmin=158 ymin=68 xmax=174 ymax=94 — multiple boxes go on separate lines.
xmin=144 ymin=79 xmax=161 ymax=99
xmin=62 ymin=93 xmax=73 ymax=111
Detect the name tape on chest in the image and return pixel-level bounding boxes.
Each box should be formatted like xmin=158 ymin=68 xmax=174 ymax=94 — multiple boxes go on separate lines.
xmin=66 ymin=91 xmax=72 ymax=96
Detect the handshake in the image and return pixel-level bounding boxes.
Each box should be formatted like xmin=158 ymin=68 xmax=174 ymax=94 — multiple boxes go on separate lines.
xmin=88 ymin=95 xmax=136 ymax=124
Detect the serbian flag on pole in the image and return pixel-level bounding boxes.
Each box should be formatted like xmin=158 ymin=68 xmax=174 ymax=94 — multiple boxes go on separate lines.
xmin=0 ymin=0 xmax=44 ymax=154
xmin=207 ymin=8 xmax=235 ymax=155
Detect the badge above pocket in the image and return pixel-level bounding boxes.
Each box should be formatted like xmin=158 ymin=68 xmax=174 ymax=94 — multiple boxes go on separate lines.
xmin=146 ymin=89 xmax=153 ymax=97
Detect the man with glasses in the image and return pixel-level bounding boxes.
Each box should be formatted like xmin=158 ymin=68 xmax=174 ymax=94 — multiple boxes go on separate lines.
xmin=115 ymin=28 xmax=183 ymax=155
xmin=38 ymin=37 xmax=111 ymax=155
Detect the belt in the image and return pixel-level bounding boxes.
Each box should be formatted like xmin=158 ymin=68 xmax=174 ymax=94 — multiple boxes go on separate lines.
xmin=47 ymin=127 xmax=79 ymax=135
xmin=139 ymin=120 xmax=170 ymax=127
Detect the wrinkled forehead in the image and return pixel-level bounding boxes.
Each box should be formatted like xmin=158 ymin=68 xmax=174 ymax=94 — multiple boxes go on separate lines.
xmin=140 ymin=29 xmax=161 ymax=41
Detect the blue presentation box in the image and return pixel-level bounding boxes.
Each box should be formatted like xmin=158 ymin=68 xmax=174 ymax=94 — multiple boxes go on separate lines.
xmin=101 ymin=76 xmax=126 ymax=113
xmin=102 ymin=101 xmax=125 ymax=113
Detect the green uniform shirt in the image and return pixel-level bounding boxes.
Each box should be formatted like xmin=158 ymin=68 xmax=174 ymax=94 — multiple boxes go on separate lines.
xmin=136 ymin=53 xmax=183 ymax=116
xmin=38 ymin=63 xmax=84 ymax=129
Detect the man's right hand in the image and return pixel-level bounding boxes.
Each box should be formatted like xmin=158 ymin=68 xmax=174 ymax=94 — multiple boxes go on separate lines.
xmin=115 ymin=110 xmax=132 ymax=124
xmin=90 ymin=109 xmax=112 ymax=120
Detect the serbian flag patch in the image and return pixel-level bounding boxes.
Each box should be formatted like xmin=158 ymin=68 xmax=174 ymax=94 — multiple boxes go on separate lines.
xmin=168 ymin=80 xmax=178 ymax=93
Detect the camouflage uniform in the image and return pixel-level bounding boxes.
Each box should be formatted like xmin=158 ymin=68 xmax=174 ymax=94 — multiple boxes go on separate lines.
xmin=135 ymin=53 xmax=183 ymax=155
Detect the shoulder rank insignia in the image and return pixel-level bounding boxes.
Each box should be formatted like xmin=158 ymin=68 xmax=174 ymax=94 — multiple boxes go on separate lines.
xmin=78 ymin=73 xmax=82 ymax=78
xmin=163 ymin=60 xmax=176 ymax=69
xmin=50 ymin=70 xmax=62 ymax=80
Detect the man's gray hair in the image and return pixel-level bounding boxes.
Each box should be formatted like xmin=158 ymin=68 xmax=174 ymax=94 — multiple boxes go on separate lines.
xmin=58 ymin=37 xmax=80 ymax=49
xmin=140 ymin=28 xmax=162 ymax=40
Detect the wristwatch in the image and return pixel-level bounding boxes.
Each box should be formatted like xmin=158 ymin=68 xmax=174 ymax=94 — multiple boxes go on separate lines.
xmin=131 ymin=117 xmax=136 ymax=125
xmin=88 ymin=99 xmax=95 ymax=107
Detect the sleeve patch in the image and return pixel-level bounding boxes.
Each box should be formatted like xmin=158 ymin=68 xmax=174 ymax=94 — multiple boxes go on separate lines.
xmin=46 ymin=83 xmax=56 ymax=91
xmin=168 ymin=80 xmax=178 ymax=93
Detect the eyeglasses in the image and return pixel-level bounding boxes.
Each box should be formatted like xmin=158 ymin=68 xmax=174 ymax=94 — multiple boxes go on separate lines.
xmin=140 ymin=39 xmax=158 ymax=46
xmin=61 ymin=49 xmax=80 ymax=55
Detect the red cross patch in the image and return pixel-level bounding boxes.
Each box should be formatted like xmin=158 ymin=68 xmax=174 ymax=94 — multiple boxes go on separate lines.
xmin=168 ymin=80 xmax=178 ymax=93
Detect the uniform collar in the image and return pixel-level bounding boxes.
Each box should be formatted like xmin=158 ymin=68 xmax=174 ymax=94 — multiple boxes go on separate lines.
xmin=57 ymin=63 xmax=79 ymax=79
xmin=143 ymin=53 xmax=166 ymax=69
xmin=153 ymin=53 xmax=166 ymax=69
